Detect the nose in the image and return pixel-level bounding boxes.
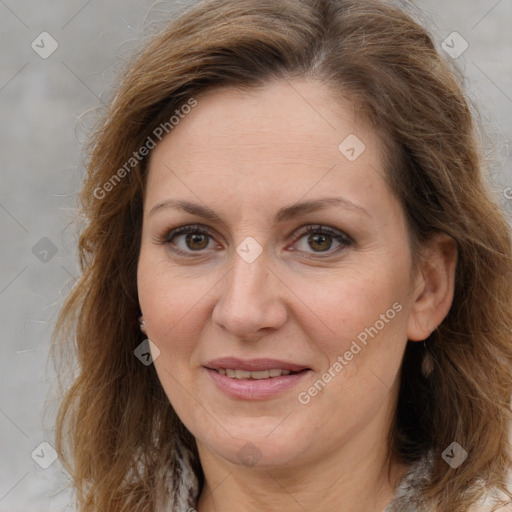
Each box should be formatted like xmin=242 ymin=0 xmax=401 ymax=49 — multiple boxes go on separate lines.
xmin=211 ymin=247 xmax=288 ymax=341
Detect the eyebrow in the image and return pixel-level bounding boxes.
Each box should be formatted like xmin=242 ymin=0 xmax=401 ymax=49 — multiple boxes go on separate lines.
xmin=148 ymin=196 xmax=369 ymax=226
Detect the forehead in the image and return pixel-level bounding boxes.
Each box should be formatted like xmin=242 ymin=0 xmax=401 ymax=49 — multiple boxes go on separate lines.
xmin=145 ymin=79 xmax=392 ymax=218
xmin=151 ymin=78 xmax=374 ymax=157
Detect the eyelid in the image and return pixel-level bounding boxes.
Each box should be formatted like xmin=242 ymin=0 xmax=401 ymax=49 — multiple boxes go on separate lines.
xmin=291 ymin=224 xmax=353 ymax=245
xmin=157 ymin=223 xmax=353 ymax=257
xmin=160 ymin=223 xmax=210 ymax=244
xmin=155 ymin=224 xmax=217 ymax=257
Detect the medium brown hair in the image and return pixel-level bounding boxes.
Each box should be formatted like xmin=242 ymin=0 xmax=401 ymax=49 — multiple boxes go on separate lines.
xmin=51 ymin=0 xmax=512 ymax=510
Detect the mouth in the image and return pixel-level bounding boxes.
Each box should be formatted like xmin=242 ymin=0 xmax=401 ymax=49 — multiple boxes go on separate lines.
xmin=207 ymin=367 xmax=309 ymax=380
xmin=203 ymin=357 xmax=312 ymax=400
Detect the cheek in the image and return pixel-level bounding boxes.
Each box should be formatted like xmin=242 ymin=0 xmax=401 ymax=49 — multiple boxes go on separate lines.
xmin=294 ymin=266 xmax=409 ymax=392
xmin=137 ymin=250 xmax=212 ymax=344
xmin=296 ymin=266 xmax=406 ymax=340
xmin=296 ymin=278 xmax=407 ymax=436
xmin=137 ymin=260 xmax=205 ymax=412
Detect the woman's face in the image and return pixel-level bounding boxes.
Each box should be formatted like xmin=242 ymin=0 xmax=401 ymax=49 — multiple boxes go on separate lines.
xmin=137 ymin=79 xmax=423 ymax=470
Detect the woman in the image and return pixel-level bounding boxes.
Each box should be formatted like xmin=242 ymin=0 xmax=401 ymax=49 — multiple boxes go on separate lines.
xmin=51 ymin=0 xmax=512 ymax=510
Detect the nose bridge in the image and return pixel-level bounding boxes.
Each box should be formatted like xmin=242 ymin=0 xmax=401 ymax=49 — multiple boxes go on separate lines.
xmin=228 ymin=245 xmax=267 ymax=296
xmin=225 ymin=231 xmax=269 ymax=296
xmin=212 ymin=241 xmax=287 ymax=337
xmin=224 ymin=243 xmax=270 ymax=311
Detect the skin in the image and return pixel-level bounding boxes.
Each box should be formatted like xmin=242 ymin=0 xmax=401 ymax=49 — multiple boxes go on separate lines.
xmin=137 ymin=78 xmax=457 ymax=512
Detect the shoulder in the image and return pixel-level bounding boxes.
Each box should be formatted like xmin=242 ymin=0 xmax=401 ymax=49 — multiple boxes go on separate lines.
xmin=385 ymin=452 xmax=512 ymax=512
xmin=468 ymin=496 xmax=512 ymax=512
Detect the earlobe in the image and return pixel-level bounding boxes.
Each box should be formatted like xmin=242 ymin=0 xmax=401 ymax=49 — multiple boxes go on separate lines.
xmin=407 ymin=233 xmax=458 ymax=342
xmin=138 ymin=315 xmax=147 ymax=334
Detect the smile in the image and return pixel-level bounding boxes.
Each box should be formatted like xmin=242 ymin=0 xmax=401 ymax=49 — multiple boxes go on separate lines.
xmin=205 ymin=367 xmax=311 ymax=400
xmin=214 ymin=368 xmax=298 ymax=379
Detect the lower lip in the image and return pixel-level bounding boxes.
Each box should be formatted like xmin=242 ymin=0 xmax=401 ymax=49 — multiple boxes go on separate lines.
xmin=205 ymin=368 xmax=311 ymax=400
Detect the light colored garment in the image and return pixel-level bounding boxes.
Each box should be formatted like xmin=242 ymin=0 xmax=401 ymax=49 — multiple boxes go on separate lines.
xmin=161 ymin=441 xmax=509 ymax=512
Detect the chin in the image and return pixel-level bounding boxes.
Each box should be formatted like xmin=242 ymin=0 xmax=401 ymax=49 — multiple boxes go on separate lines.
xmin=196 ymin=422 xmax=311 ymax=469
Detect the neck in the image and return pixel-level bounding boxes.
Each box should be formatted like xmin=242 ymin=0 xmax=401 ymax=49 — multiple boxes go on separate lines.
xmin=195 ymin=418 xmax=409 ymax=512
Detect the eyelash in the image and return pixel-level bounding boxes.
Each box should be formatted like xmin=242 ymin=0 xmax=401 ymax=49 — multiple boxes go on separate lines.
xmin=157 ymin=223 xmax=353 ymax=259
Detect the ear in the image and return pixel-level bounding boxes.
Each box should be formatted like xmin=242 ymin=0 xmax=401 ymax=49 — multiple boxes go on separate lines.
xmin=407 ymin=232 xmax=458 ymax=342
xmin=138 ymin=315 xmax=147 ymax=334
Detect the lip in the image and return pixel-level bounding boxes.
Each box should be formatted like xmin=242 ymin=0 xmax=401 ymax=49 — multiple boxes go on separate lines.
xmin=203 ymin=357 xmax=312 ymax=400
xmin=204 ymin=357 xmax=310 ymax=372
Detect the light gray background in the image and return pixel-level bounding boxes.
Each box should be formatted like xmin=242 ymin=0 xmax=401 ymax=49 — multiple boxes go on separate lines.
xmin=1 ymin=1 xmax=511 ymax=510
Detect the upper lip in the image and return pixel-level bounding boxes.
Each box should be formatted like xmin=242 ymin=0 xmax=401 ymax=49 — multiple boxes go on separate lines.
xmin=204 ymin=357 xmax=310 ymax=372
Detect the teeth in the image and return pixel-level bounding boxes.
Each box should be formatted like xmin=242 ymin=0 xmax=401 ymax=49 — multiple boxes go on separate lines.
xmin=250 ymin=370 xmax=269 ymax=379
xmin=217 ymin=368 xmax=294 ymax=379
xmin=235 ymin=369 xmax=252 ymax=379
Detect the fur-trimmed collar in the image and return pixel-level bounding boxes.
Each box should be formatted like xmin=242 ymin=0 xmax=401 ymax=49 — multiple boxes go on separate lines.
xmin=162 ymin=443 xmax=503 ymax=512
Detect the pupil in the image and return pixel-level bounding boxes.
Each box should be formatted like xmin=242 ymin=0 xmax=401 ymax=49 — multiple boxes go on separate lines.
xmin=187 ymin=233 xmax=208 ymax=250
xmin=310 ymin=234 xmax=331 ymax=252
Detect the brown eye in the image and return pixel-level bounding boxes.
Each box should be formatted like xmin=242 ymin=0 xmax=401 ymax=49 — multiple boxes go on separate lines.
xmin=162 ymin=225 xmax=216 ymax=255
xmin=185 ymin=232 xmax=210 ymax=251
xmin=308 ymin=233 xmax=333 ymax=252
xmin=293 ymin=225 xmax=352 ymax=256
